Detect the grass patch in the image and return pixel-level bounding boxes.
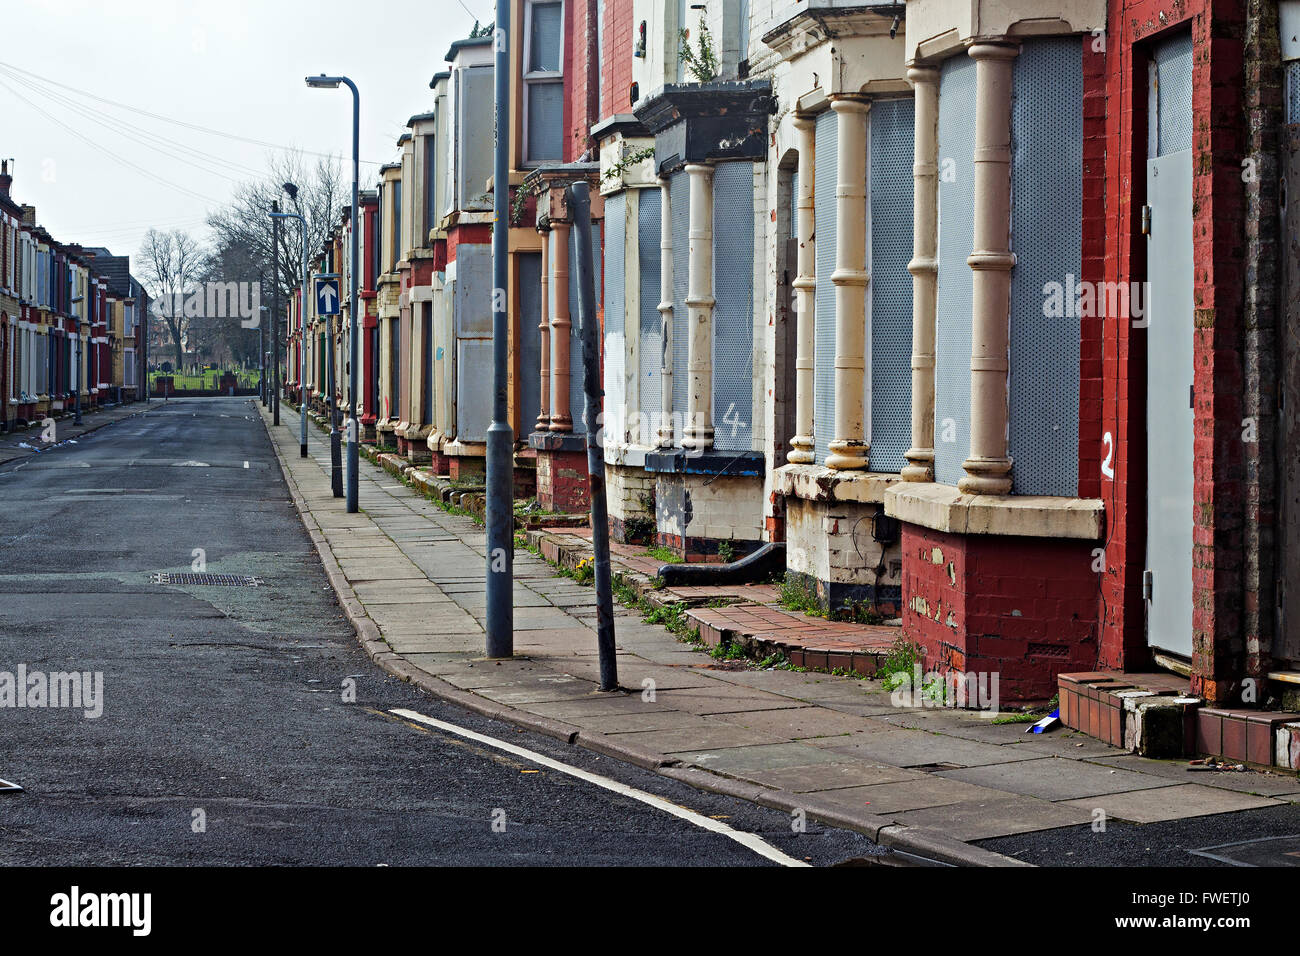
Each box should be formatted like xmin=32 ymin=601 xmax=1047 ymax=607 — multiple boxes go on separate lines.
xmin=645 ymin=545 xmax=683 ymax=565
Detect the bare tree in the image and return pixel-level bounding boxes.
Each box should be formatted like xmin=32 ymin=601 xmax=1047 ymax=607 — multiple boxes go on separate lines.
xmin=207 ymin=151 xmax=345 ymax=305
xmin=138 ymin=227 xmax=204 ymax=372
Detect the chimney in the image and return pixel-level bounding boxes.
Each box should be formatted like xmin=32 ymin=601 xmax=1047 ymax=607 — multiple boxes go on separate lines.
xmin=21 ymin=204 xmax=35 ymax=226
xmin=0 ymin=159 xmax=11 ymax=199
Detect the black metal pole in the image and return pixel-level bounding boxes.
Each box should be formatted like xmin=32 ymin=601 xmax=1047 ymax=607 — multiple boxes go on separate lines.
xmin=568 ymin=182 xmax=617 ymax=692
xmin=484 ymin=0 xmax=514 ymax=658
xmin=259 ymin=271 xmax=267 ymax=407
xmin=271 ymin=203 xmax=281 ymax=426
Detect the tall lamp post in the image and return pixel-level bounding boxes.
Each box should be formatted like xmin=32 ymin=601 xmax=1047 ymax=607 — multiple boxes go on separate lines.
xmin=483 ymin=0 xmax=514 ymax=657
xmin=273 ymin=182 xmax=310 ymax=458
xmin=306 ymin=73 xmax=360 ymax=513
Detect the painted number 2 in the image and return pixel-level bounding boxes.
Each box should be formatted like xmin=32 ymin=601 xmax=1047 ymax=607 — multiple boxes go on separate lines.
xmin=1101 ymin=432 xmax=1115 ymax=480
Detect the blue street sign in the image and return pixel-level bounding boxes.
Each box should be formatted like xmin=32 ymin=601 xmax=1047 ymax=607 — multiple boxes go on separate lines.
xmin=314 ymin=276 xmax=341 ymax=316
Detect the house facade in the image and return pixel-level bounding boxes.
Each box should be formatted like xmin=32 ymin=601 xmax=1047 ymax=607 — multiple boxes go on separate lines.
xmin=296 ymin=1 xmax=1300 ymax=750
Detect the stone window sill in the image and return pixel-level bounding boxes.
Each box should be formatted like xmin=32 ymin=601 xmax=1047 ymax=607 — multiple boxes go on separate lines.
xmin=883 ymin=481 xmax=1104 ymax=541
xmin=774 ymin=463 xmax=900 ymax=505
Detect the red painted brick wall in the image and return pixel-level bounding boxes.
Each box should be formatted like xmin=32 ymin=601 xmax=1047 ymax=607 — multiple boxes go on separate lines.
xmin=445 ymin=223 xmax=492 ymax=265
xmin=1098 ymin=1 xmax=1249 ymax=703
xmin=537 ymin=447 xmax=590 ymax=512
xmin=601 ymin=0 xmax=634 ymax=123
xmin=1078 ymin=35 xmax=1107 ymax=502
xmin=902 ymin=524 xmax=1099 ymax=702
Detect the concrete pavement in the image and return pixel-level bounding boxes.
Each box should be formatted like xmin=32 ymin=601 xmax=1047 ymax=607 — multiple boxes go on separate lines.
xmin=269 ymin=404 xmax=1300 ymax=865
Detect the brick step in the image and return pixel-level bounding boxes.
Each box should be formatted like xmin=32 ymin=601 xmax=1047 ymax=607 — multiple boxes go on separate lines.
xmin=687 ymin=602 xmax=899 ymax=677
xmin=1059 ymin=671 xmax=1300 ymax=771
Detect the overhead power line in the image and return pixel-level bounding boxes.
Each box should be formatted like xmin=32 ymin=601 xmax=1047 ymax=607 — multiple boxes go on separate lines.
xmin=0 ymin=59 xmax=384 ymax=167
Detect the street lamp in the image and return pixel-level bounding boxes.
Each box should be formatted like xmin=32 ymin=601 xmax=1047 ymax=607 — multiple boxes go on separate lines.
xmin=305 ymin=72 xmax=360 ymax=512
xmin=273 ymin=182 xmax=310 ymax=459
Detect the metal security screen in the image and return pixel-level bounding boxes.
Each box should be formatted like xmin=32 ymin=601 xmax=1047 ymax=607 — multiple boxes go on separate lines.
xmin=712 ymin=162 xmax=755 ymax=452
xmin=671 ymin=170 xmax=690 ymax=444
xmin=638 ymin=188 xmax=662 ymax=443
xmin=868 ymin=97 xmax=915 ymax=474
xmin=518 ymin=252 xmax=543 ymax=438
xmin=1009 ymin=37 xmax=1082 ymax=497
xmin=933 ymin=54 xmax=977 ymax=487
xmin=814 ymin=108 xmax=838 ymax=465
xmin=1153 ymin=32 xmax=1193 ymax=156
xmin=1288 ymin=61 xmax=1300 ymax=124
xmin=603 ymin=193 xmax=628 ymax=446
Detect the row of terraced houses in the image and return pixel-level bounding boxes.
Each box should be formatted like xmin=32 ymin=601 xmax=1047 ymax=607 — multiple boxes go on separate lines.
xmin=0 ymin=161 xmax=148 ymax=431
xmin=283 ymin=0 xmax=1300 ymax=768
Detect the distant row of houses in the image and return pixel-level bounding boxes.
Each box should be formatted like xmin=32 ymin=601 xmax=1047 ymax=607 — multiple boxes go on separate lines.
xmin=0 ymin=160 xmax=149 ymax=430
xmin=284 ymin=0 xmax=1300 ymax=713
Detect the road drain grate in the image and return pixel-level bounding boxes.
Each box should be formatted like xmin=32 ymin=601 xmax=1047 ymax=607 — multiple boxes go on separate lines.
xmin=151 ymin=572 xmax=263 ymax=587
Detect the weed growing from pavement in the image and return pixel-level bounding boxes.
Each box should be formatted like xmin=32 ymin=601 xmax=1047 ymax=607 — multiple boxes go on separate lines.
xmin=779 ymin=573 xmax=825 ymax=618
xmin=645 ymin=545 xmax=683 ymax=565
xmin=709 ymin=641 xmax=746 ymax=661
xmin=876 ymin=636 xmax=923 ymax=693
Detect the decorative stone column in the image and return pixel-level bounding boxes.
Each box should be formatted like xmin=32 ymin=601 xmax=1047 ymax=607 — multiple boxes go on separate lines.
xmin=657 ymin=174 xmax=675 ymax=446
xmin=826 ymin=98 xmax=870 ymax=472
xmin=682 ymin=163 xmax=716 ymax=451
xmin=960 ymin=41 xmax=1018 ymax=496
xmin=548 ymin=219 xmax=573 ymax=433
xmin=904 ymin=65 xmax=940 ymax=483
xmin=788 ymin=114 xmax=816 ymax=465
xmin=536 ymin=224 xmax=550 ymax=432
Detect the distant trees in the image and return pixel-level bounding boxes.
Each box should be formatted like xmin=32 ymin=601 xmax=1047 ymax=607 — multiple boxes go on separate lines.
xmin=138 ymin=151 xmax=344 ymax=374
xmin=138 ymin=227 xmax=203 ymax=372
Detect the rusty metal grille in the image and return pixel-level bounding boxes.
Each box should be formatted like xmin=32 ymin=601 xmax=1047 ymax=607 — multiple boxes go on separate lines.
xmin=151 ymin=572 xmax=263 ymax=587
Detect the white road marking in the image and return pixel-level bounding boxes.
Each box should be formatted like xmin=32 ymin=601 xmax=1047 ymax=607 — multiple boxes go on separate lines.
xmin=389 ymin=707 xmax=810 ymax=867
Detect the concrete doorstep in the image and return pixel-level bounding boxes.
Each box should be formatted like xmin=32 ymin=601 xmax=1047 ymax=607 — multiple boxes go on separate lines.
xmin=259 ymin=404 xmax=1300 ymax=866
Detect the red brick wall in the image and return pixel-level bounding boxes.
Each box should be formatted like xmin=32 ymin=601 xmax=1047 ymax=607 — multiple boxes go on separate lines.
xmin=1098 ymin=1 xmax=1249 ymax=703
xmin=1078 ymin=35 xmax=1107 ymax=502
xmin=536 ymin=447 xmax=590 ymax=512
xmin=444 ymin=223 xmax=492 ymax=265
xmin=601 ymin=0 xmax=634 ymax=123
xmin=902 ymin=524 xmax=1099 ymax=703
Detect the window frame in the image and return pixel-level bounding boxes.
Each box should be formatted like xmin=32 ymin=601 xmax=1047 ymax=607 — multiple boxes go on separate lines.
xmin=522 ymin=0 xmax=565 ymax=167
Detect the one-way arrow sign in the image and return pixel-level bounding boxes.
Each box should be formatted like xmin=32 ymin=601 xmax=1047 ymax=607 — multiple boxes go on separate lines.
xmin=314 ymin=275 xmax=341 ymax=316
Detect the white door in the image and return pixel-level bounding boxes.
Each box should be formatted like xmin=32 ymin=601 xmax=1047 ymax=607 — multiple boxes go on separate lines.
xmin=1145 ymin=34 xmax=1195 ymax=657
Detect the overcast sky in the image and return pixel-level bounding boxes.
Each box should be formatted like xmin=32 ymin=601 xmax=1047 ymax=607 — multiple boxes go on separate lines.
xmin=1 ymin=0 xmax=484 ymax=259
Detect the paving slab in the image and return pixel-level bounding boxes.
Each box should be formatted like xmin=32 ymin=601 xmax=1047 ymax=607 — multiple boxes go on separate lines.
xmin=723 ymin=760 xmax=925 ymax=793
xmin=1088 ymin=754 xmax=1300 ymax=797
xmin=709 ymin=705 xmax=876 ymax=739
xmin=808 ymin=726 xmax=1042 ymax=768
xmin=1060 ymin=784 xmax=1282 ymax=823
xmin=562 ymin=710 xmax=716 ymax=734
xmin=614 ymin=724 xmax=787 ymax=753
xmin=813 ymin=777 xmax=1009 ymax=814
xmin=669 ymin=741 xmax=846 ymax=774
xmin=890 ymin=795 xmax=1096 ymax=841
xmin=655 ymin=687 xmax=809 ymax=714
xmin=936 ymin=756 xmax=1172 ymax=801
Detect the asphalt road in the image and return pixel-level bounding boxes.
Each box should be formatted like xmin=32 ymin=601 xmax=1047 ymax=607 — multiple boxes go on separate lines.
xmin=0 ymin=397 xmax=886 ymax=866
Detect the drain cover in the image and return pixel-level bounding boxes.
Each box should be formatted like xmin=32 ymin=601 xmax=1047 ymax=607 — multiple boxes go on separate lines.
xmin=1189 ymin=835 xmax=1300 ymax=867
xmin=151 ymin=572 xmax=263 ymax=587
